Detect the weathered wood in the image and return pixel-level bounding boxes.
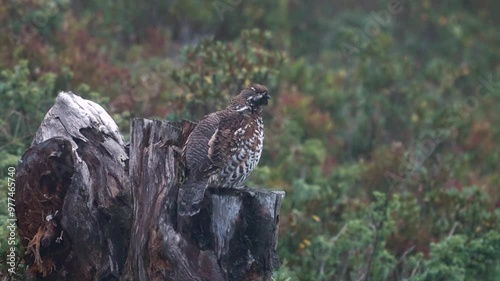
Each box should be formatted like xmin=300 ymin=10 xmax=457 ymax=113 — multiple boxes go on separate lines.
xmin=123 ymin=119 xmax=284 ymax=281
xmin=15 ymin=92 xmax=284 ymax=281
xmin=16 ymin=92 xmax=131 ymax=280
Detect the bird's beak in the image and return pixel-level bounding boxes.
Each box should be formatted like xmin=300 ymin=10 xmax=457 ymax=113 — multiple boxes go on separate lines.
xmin=261 ymin=93 xmax=271 ymax=105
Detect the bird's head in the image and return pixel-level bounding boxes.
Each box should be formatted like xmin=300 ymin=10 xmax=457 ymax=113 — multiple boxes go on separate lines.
xmin=228 ymin=84 xmax=271 ymax=112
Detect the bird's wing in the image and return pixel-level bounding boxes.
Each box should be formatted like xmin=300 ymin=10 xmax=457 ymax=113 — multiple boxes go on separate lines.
xmin=183 ymin=113 xmax=220 ymax=175
xmin=179 ymin=113 xmax=220 ymax=216
xmin=206 ymin=110 xmax=249 ymax=169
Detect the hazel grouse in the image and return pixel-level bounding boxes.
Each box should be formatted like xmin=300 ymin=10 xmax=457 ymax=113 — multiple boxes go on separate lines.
xmin=178 ymin=84 xmax=270 ymax=216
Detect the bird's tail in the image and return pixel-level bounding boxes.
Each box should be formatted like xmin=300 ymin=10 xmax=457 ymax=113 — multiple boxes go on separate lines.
xmin=177 ymin=180 xmax=207 ymax=216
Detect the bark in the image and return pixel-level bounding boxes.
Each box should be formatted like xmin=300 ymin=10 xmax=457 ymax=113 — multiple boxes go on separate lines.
xmin=16 ymin=92 xmax=131 ymax=280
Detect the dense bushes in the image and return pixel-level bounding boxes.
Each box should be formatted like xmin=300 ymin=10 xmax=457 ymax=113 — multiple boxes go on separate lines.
xmin=1 ymin=0 xmax=499 ymax=280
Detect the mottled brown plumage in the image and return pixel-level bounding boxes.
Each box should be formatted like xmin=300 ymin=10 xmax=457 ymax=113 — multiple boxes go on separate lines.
xmin=178 ymin=84 xmax=270 ymax=216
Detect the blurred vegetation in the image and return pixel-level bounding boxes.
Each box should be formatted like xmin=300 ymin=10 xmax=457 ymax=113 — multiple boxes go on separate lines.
xmin=1 ymin=0 xmax=499 ymax=280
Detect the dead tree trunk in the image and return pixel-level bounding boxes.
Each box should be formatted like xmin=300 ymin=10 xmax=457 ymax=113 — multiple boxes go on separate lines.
xmin=15 ymin=92 xmax=284 ymax=281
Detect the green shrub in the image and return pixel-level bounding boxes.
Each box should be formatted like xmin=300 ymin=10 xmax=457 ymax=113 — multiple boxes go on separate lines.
xmin=172 ymin=29 xmax=284 ymax=119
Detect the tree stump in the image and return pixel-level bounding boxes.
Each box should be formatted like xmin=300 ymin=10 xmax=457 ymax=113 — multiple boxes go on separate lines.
xmin=15 ymin=92 xmax=285 ymax=281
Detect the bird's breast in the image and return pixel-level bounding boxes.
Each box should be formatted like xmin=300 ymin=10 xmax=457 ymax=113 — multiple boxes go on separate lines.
xmin=211 ymin=117 xmax=264 ymax=187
